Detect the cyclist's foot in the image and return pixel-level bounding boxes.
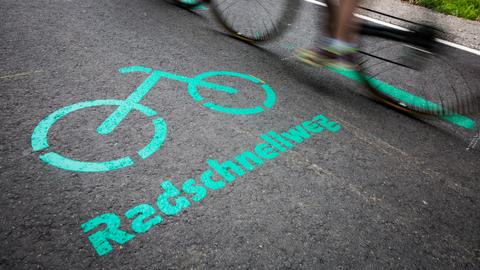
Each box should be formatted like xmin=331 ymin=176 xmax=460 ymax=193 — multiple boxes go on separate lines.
xmin=294 ymin=44 xmax=357 ymax=70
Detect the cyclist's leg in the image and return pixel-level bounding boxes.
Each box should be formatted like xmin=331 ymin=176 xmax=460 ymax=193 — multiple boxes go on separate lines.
xmin=334 ymin=0 xmax=360 ymax=42
xmin=296 ymin=0 xmax=360 ymax=68
xmin=325 ymin=0 xmax=337 ymax=39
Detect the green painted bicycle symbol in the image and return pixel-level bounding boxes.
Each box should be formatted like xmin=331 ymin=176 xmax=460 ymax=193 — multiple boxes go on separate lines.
xmin=31 ymin=66 xmax=276 ymax=172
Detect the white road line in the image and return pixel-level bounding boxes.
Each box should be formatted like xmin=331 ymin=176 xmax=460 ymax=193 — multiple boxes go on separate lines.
xmin=305 ymin=0 xmax=327 ymax=7
xmin=304 ymin=0 xmax=480 ymax=56
xmin=0 ymin=70 xmax=43 ymax=80
xmin=354 ymin=13 xmax=409 ymax=31
xmin=434 ymin=39 xmax=480 ymax=56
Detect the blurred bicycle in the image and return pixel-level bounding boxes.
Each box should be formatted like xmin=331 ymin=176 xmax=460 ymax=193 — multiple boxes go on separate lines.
xmin=205 ymin=0 xmax=479 ymax=117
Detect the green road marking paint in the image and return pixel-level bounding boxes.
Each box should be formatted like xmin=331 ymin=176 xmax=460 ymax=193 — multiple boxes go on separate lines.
xmin=137 ymin=118 xmax=168 ymax=159
xmin=40 ymin=152 xmax=134 ymax=173
xmin=157 ymin=181 xmax=191 ymax=216
xmin=81 ymin=213 xmax=135 ymax=256
xmin=32 ymin=66 xmax=276 ymax=172
xmin=203 ymin=102 xmax=264 ymax=115
xmin=97 ymin=70 xmax=163 ymax=135
xmin=182 ymin=178 xmax=208 ymax=201
xmin=195 ymin=5 xmax=207 ymax=10
xmin=180 ymin=0 xmax=207 ymax=10
xmin=81 ymin=113 xmax=342 ymax=256
xmin=31 ymin=99 xmax=166 ymax=172
xmin=125 ymin=204 xmax=163 ymax=234
xmin=119 ymin=66 xmax=152 ymax=74
xmin=262 ymin=83 xmax=276 ymax=108
xmin=192 ymin=4 xmax=207 ymax=10
xmin=188 ymin=71 xmax=276 ymax=114
xmin=326 ymin=66 xmax=476 ymax=129
xmin=32 ymin=99 xmax=157 ymax=152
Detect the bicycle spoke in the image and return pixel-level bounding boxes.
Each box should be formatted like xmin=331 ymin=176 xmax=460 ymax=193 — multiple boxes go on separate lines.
xmin=210 ymin=0 xmax=300 ymax=42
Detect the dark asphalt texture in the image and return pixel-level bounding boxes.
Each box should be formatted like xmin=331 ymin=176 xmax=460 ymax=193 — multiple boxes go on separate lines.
xmin=1 ymin=0 xmax=479 ymax=269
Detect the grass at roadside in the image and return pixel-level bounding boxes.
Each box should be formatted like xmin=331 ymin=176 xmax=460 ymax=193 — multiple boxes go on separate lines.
xmin=404 ymin=0 xmax=479 ymax=21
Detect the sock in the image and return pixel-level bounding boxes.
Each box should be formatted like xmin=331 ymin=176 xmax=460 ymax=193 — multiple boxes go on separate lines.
xmin=330 ymin=39 xmax=357 ymax=52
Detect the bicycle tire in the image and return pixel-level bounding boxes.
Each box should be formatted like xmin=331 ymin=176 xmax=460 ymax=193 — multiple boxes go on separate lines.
xmin=208 ymin=0 xmax=301 ymax=42
xmin=357 ymin=24 xmax=480 ymax=116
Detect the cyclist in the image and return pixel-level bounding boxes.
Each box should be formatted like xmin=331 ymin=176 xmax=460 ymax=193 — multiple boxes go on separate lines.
xmin=296 ymin=0 xmax=360 ymax=68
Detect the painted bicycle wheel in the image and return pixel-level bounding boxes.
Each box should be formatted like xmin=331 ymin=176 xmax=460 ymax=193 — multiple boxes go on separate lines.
xmin=31 ymin=100 xmax=167 ymax=172
xmin=187 ymin=71 xmax=276 ymax=115
xmin=209 ymin=0 xmax=301 ymax=42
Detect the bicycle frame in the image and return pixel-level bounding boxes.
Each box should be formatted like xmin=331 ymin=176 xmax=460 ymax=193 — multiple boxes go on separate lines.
xmin=360 ymin=23 xmax=436 ymax=51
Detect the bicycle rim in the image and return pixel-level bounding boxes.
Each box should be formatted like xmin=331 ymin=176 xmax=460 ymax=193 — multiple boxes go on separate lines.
xmin=209 ymin=0 xmax=301 ymax=43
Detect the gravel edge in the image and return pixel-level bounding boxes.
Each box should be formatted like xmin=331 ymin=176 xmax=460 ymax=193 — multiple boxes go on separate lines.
xmin=359 ymin=0 xmax=480 ymax=50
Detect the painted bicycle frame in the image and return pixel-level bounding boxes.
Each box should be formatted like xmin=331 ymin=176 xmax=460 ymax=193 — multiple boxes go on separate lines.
xmin=31 ymin=66 xmax=276 ymax=172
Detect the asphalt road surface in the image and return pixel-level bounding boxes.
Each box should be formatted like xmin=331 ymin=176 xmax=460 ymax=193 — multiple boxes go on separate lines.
xmin=1 ymin=0 xmax=479 ymax=269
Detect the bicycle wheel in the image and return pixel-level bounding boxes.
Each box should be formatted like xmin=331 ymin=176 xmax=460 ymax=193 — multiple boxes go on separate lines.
xmin=209 ymin=0 xmax=301 ymax=42
xmin=166 ymin=0 xmax=203 ymax=9
xmin=357 ymin=24 xmax=479 ymax=116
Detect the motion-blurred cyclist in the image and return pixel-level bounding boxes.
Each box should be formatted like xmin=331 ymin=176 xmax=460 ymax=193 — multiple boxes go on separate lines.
xmin=296 ymin=0 xmax=360 ymax=68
